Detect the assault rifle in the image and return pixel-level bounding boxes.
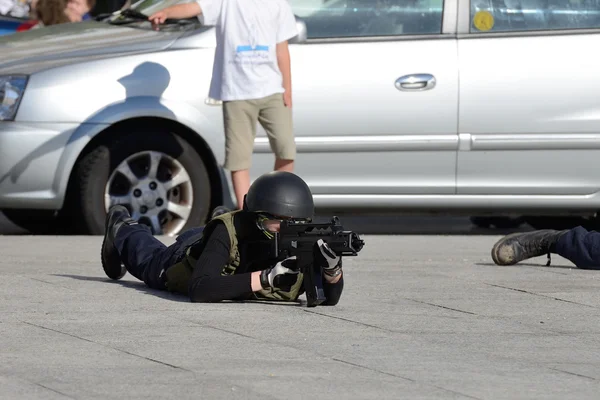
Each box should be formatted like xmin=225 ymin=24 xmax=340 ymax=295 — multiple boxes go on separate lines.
xmin=270 ymin=216 xmax=365 ymax=307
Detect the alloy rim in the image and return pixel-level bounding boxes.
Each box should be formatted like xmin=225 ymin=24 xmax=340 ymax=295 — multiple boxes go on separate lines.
xmin=104 ymin=151 xmax=193 ymax=236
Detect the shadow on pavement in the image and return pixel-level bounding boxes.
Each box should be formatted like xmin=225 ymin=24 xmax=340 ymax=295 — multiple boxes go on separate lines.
xmin=54 ymin=273 xmax=306 ymax=306
xmin=474 ymin=262 xmax=580 ymax=270
xmin=53 ymin=274 xmax=190 ymax=303
xmin=1 ymin=211 xmax=533 ymax=236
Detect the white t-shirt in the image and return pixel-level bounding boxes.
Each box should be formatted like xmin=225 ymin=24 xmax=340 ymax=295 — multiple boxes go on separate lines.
xmin=196 ymin=0 xmax=298 ymax=101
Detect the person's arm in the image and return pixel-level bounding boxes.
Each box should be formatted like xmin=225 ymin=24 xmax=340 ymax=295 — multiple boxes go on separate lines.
xmin=148 ymin=2 xmax=202 ymax=24
xmin=322 ymin=274 xmax=344 ymax=306
xmin=276 ymin=1 xmax=299 ymax=108
xmin=315 ymin=239 xmax=345 ymax=306
xmin=188 ymin=224 xmax=291 ymax=302
xmin=276 ymin=41 xmax=292 ymax=108
xmin=188 ymin=223 xmax=258 ymax=302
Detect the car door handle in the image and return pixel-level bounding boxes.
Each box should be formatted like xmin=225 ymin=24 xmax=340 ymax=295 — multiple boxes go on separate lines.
xmin=395 ymin=74 xmax=436 ymax=91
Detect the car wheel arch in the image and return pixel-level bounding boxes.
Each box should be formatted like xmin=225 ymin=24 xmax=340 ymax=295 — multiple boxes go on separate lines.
xmin=62 ymin=116 xmax=225 ymax=223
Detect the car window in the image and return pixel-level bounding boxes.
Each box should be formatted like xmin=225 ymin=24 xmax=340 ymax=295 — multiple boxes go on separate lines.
xmin=290 ymin=0 xmax=444 ymax=39
xmin=470 ymin=0 xmax=600 ymax=33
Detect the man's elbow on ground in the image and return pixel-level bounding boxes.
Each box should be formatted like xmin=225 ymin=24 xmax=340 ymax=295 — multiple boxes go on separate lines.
xmin=322 ymin=296 xmax=341 ymax=306
xmin=188 ymin=277 xmax=222 ymax=303
xmin=322 ymin=276 xmax=344 ymax=306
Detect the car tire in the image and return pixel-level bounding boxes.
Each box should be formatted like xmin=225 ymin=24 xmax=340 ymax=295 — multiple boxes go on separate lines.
xmin=470 ymin=216 xmax=492 ymax=229
xmin=490 ymin=216 xmax=524 ymax=229
xmin=470 ymin=216 xmax=524 ymax=229
xmin=524 ymin=216 xmax=583 ymax=231
xmin=69 ymin=130 xmax=212 ymax=236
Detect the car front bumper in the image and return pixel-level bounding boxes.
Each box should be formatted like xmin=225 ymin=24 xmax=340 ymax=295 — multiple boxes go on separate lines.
xmin=0 ymin=121 xmax=90 ymax=210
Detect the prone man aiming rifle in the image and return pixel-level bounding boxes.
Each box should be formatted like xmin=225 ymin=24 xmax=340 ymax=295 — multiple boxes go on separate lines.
xmin=269 ymin=216 xmax=365 ymax=307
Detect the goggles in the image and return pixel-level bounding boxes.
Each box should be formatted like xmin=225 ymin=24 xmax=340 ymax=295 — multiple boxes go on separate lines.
xmin=255 ymin=213 xmax=306 ymax=238
xmin=256 ymin=213 xmax=279 ymax=238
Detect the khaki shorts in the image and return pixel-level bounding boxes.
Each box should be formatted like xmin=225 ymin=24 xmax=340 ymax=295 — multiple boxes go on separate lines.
xmin=222 ymin=92 xmax=296 ymax=171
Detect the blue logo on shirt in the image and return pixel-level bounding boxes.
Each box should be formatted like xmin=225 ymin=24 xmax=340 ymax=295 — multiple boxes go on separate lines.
xmin=236 ymin=45 xmax=269 ymax=52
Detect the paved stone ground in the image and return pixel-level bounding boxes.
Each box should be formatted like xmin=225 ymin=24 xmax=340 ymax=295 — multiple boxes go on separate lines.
xmin=1 ymin=234 xmax=599 ymax=399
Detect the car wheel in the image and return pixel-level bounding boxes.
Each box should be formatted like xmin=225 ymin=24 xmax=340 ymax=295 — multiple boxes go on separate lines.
xmin=470 ymin=216 xmax=492 ymax=229
xmin=490 ymin=217 xmax=524 ymax=229
xmin=470 ymin=216 xmax=524 ymax=229
xmin=71 ymin=130 xmax=212 ymax=236
xmin=525 ymin=216 xmax=583 ymax=231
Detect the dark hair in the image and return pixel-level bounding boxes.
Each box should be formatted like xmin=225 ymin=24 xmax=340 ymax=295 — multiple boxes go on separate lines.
xmin=35 ymin=0 xmax=70 ymax=25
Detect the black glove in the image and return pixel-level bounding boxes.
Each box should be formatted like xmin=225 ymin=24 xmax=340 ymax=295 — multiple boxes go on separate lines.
xmin=260 ymin=256 xmax=300 ymax=292
xmin=316 ymin=239 xmax=342 ymax=278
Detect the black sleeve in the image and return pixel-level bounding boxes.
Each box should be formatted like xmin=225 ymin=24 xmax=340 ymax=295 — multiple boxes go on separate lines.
xmin=322 ymin=273 xmax=344 ymax=306
xmin=188 ymin=223 xmax=254 ymax=303
xmin=311 ymin=245 xmax=345 ymax=306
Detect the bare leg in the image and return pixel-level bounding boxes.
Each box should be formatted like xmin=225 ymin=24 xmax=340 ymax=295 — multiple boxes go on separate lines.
xmin=274 ymin=158 xmax=294 ymax=172
xmin=222 ymin=98 xmax=258 ymax=210
xmin=231 ymin=169 xmax=250 ymax=209
xmin=258 ymin=94 xmax=296 ymax=175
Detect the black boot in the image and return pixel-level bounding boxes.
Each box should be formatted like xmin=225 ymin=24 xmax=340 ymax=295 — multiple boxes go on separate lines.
xmin=491 ymin=229 xmax=568 ymax=266
xmin=101 ymin=205 xmax=138 ymax=280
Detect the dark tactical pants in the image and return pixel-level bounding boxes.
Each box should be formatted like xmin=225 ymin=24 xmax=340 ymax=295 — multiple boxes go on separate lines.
xmin=114 ymin=223 xmax=205 ymax=290
xmin=555 ymin=226 xmax=600 ymax=270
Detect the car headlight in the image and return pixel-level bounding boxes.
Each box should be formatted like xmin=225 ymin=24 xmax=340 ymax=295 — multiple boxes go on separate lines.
xmin=0 ymin=75 xmax=28 ymax=121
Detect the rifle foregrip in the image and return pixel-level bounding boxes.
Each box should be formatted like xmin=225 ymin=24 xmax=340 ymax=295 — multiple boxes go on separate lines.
xmin=328 ymin=232 xmax=365 ymax=255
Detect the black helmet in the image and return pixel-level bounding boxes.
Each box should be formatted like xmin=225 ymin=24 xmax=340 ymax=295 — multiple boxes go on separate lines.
xmin=244 ymin=171 xmax=314 ymax=219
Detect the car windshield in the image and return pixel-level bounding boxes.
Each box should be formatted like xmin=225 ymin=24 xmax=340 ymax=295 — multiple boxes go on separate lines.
xmin=128 ymin=0 xmax=184 ymax=15
xmin=102 ymin=0 xmax=203 ymax=30
xmin=295 ymin=0 xmax=444 ymax=38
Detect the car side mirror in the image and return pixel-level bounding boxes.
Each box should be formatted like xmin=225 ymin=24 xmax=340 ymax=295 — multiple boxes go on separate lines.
xmin=289 ymin=17 xmax=307 ymax=44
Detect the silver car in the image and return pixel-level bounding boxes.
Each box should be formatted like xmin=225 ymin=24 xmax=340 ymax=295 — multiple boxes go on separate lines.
xmin=1 ymin=0 xmax=600 ymax=235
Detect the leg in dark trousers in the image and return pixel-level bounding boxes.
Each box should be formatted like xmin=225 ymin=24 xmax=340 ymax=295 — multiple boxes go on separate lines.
xmin=554 ymin=226 xmax=600 ymax=270
xmin=114 ymin=224 xmax=205 ymax=290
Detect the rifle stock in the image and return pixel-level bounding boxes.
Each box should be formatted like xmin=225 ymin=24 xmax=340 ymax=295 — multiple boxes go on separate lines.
xmin=273 ymin=216 xmax=365 ymax=307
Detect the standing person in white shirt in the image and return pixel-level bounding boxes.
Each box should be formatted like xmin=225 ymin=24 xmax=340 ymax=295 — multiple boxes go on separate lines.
xmin=149 ymin=0 xmax=299 ymax=210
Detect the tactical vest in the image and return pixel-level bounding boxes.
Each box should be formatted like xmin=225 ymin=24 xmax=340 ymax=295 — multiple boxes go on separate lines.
xmin=165 ymin=211 xmax=304 ymax=302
